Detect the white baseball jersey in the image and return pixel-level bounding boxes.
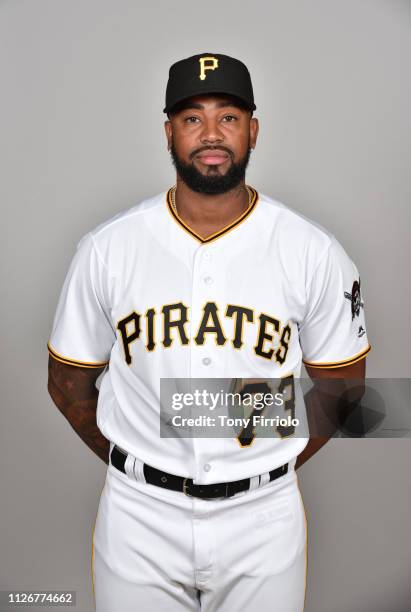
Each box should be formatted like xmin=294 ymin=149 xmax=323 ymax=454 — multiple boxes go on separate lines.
xmin=48 ymin=187 xmax=370 ymax=483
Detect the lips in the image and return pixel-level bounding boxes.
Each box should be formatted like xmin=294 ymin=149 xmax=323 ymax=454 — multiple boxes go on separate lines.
xmin=195 ymin=150 xmax=230 ymax=165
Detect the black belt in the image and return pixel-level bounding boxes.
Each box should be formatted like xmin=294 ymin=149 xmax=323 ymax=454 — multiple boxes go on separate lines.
xmin=110 ymin=445 xmax=289 ymax=500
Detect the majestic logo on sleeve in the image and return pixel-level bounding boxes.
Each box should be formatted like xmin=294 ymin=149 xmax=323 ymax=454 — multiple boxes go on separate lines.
xmin=344 ymin=279 xmax=364 ymax=320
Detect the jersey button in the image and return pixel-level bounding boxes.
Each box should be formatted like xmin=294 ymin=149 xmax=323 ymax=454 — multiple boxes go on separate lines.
xmin=202 ymin=357 xmax=211 ymax=366
xmin=203 ymin=463 xmax=211 ymax=472
xmin=204 ymin=276 xmax=213 ymax=285
xmin=203 ymin=252 xmax=212 ymax=261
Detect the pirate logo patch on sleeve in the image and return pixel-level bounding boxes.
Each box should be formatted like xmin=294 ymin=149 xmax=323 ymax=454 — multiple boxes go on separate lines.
xmin=344 ymin=279 xmax=364 ymax=320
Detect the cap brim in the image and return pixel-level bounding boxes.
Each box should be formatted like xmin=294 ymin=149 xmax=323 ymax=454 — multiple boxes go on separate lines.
xmin=163 ymin=90 xmax=256 ymax=114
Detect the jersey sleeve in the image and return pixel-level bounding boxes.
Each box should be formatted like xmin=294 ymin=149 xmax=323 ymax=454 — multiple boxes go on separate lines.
xmin=299 ymin=236 xmax=371 ymax=369
xmin=48 ymin=233 xmax=116 ymax=368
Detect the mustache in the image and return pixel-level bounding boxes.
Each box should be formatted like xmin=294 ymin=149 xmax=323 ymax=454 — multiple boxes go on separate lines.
xmin=189 ymin=145 xmax=234 ymax=160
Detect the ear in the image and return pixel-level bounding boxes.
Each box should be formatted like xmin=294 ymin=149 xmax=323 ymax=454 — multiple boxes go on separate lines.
xmin=249 ymin=117 xmax=259 ymax=149
xmin=164 ymin=120 xmax=173 ymax=151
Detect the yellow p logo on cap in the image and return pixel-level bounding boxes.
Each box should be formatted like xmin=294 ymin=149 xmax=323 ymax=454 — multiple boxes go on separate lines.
xmin=199 ymin=56 xmax=219 ymax=80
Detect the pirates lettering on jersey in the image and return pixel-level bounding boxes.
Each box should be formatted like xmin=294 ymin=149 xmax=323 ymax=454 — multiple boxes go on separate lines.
xmin=225 ymin=305 xmax=254 ymax=349
xmin=254 ymin=315 xmax=292 ymax=365
xmin=145 ymin=308 xmax=156 ymax=352
xmin=116 ymin=311 xmax=140 ymax=365
xmin=276 ymin=324 xmax=292 ymax=365
xmin=161 ymin=303 xmax=190 ymax=348
xmin=254 ymin=313 xmax=280 ymax=359
xmin=116 ymin=301 xmax=292 ymax=366
xmin=194 ymin=303 xmax=226 ymax=346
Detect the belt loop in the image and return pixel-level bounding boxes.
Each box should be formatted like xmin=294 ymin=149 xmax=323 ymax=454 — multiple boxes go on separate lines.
xmin=259 ymin=472 xmax=270 ymax=487
xmin=123 ymin=452 xmax=146 ymax=483
xmin=288 ymin=456 xmax=297 ymax=471
xmin=124 ymin=454 xmax=137 ymax=481
xmin=133 ymin=457 xmax=146 ymax=483
xmin=249 ymin=475 xmax=260 ymax=491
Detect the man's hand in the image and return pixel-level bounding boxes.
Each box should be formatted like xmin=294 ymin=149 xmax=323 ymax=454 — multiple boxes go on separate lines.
xmin=47 ymin=355 xmax=110 ymax=464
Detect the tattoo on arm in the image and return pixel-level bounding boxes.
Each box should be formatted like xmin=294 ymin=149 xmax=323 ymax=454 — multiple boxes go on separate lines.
xmin=47 ymin=356 xmax=110 ymax=464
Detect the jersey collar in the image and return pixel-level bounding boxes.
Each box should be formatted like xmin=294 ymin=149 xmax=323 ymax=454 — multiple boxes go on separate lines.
xmin=166 ymin=186 xmax=259 ymax=244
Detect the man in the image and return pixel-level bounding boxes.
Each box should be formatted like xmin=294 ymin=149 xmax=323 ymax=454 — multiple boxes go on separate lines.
xmin=47 ymin=53 xmax=370 ymax=611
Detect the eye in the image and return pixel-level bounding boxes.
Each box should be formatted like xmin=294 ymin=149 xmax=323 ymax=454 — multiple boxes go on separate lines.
xmin=184 ymin=116 xmax=201 ymax=124
xmin=222 ymin=115 xmax=238 ymax=122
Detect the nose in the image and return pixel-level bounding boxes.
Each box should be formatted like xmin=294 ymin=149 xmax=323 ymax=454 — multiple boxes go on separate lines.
xmin=199 ymin=117 xmax=224 ymax=144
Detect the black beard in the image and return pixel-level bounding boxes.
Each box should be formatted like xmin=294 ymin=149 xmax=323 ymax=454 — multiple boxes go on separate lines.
xmin=170 ymin=143 xmax=251 ymax=195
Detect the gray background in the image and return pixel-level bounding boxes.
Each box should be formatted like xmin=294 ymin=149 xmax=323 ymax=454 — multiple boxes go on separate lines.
xmin=1 ymin=0 xmax=410 ymax=610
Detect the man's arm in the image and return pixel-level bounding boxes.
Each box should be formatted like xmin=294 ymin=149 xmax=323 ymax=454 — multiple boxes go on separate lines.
xmin=295 ymin=357 xmax=366 ymax=470
xmin=47 ymin=355 xmax=110 ymax=464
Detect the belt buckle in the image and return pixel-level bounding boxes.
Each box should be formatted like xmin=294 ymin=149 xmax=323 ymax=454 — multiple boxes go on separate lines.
xmin=183 ymin=478 xmax=192 ymax=497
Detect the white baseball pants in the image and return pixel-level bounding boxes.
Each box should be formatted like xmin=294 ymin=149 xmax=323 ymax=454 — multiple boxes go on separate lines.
xmin=92 ymin=457 xmax=308 ymax=612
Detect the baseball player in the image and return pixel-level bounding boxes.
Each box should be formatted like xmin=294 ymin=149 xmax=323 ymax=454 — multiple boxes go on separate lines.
xmin=47 ymin=53 xmax=370 ymax=612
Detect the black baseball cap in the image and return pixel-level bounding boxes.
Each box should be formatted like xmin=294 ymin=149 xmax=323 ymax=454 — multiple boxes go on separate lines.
xmin=163 ymin=53 xmax=256 ymax=114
